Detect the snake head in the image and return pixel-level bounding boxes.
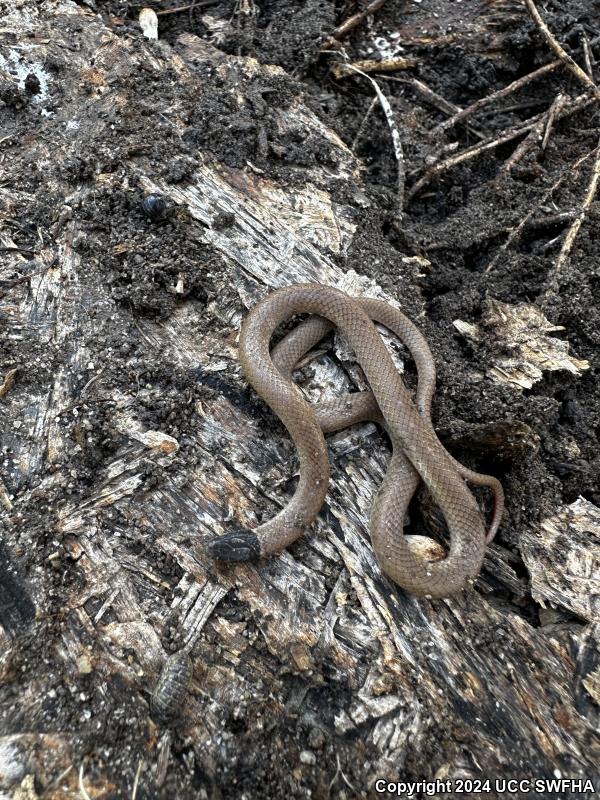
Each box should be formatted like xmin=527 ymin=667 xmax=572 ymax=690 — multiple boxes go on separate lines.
xmin=207 ymin=530 xmax=261 ymax=562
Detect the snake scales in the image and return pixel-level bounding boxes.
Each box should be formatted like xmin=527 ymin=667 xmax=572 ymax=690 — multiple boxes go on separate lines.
xmin=207 ymin=284 xmax=504 ymax=598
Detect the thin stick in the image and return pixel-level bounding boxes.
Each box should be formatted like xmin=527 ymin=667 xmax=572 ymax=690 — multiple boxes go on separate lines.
xmin=155 ymin=1 xmax=215 ymax=15
xmin=582 ymin=32 xmax=594 ymax=79
xmin=425 ymin=211 xmax=576 ymax=253
xmin=346 ymin=65 xmax=405 ymax=220
xmin=351 ymin=97 xmax=378 ymax=152
xmin=540 ymin=137 xmax=600 ymax=301
xmin=394 ymin=76 xmax=462 ymax=116
xmin=433 ymin=60 xmax=561 ymax=134
xmin=46 ymin=765 xmax=74 ymax=791
xmin=499 ymin=115 xmax=546 ymax=175
xmin=524 ymin=0 xmax=600 ymax=102
xmin=78 ymin=763 xmax=92 ymax=800
xmin=408 ymin=92 xmax=594 ymax=199
xmin=492 ymin=100 xmax=547 ymax=115
xmin=541 ymin=92 xmax=566 ymax=150
xmin=332 ymin=56 xmax=416 ymax=79
xmin=332 ymin=0 xmax=388 ymax=41
xmin=485 ymin=143 xmax=600 ymax=273
xmin=500 ymin=91 xmax=565 ymax=174
xmin=525 ymin=210 xmax=576 ymax=228
xmin=131 ymin=759 xmax=144 ymax=800
xmin=410 ymin=117 xmax=542 ymax=199
xmin=382 ymin=75 xmax=484 ymax=139
xmin=0 ymin=246 xmax=36 ymax=255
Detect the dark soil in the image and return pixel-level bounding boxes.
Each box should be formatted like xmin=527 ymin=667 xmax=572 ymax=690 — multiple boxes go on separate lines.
xmin=1 ymin=0 xmax=599 ymax=798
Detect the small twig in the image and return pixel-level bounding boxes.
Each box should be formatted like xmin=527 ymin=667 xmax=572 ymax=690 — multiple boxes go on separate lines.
xmin=425 ymin=211 xmax=576 ymax=253
xmin=488 ymin=99 xmax=548 ymax=115
xmin=80 ymin=367 xmax=105 ymax=398
xmin=499 ymin=115 xmax=546 ymax=176
xmin=60 ymin=396 xmax=120 ymax=416
xmin=499 ymin=91 xmax=565 ymax=174
xmin=572 ymin=127 xmax=600 ymax=137
xmin=409 ymin=119 xmax=537 ymax=199
xmin=582 ymin=32 xmax=594 ymax=79
xmin=346 ymin=64 xmax=405 ymax=221
xmin=0 ymin=246 xmax=36 ymax=255
xmin=408 ymin=92 xmax=594 ymax=199
xmin=528 ymin=210 xmax=577 ymax=228
xmin=433 ymin=60 xmax=562 ymax=134
xmin=351 ymin=97 xmax=378 ymax=152
xmin=46 ymin=765 xmax=74 ymax=791
xmin=155 ymin=0 xmax=216 ymax=15
xmin=331 ymin=56 xmax=416 ymax=80
xmin=155 ymin=731 xmax=172 ymax=789
xmin=541 ymin=92 xmax=566 ymax=150
xmin=382 ymin=75 xmax=485 ymax=139
xmin=540 ymin=136 xmax=600 ymax=301
xmin=387 ymin=75 xmax=461 ymax=116
xmin=524 ymin=0 xmax=600 ymax=102
xmin=328 ymin=753 xmax=360 ymax=796
xmin=485 ymin=142 xmax=600 ymax=273
xmin=331 ymin=0 xmax=388 ymax=41
xmin=78 ymin=763 xmax=92 ymax=800
xmin=537 ymin=231 xmax=564 ymax=254
xmin=131 ymin=759 xmax=144 ymax=800
xmin=410 ymin=142 xmax=457 ymax=178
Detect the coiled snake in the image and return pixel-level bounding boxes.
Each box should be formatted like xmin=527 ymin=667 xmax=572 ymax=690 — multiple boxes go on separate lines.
xmin=207 ymin=284 xmax=503 ymax=598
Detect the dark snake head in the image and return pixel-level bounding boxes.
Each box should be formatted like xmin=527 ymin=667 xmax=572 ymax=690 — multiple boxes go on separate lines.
xmin=207 ymin=529 xmax=261 ymax=562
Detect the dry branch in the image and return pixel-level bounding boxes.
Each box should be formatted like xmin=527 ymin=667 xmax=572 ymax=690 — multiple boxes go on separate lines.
xmin=155 ymin=1 xmax=216 ymax=14
xmin=383 ymin=75 xmax=485 ymax=140
xmin=351 ymin=97 xmax=378 ymax=152
xmin=524 ymin=0 xmax=600 ymax=102
xmin=582 ymin=31 xmax=595 ymax=79
xmin=408 ymin=92 xmax=594 ymax=199
xmin=499 ymin=114 xmax=546 ymax=176
xmin=540 ymin=136 xmax=600 ymax=301
xmin=499 ymin=92 xmax=564 ymax=174
xmin=331 ymin=57 xmax=416 ymax=80
xmin=433 ymin=59 xmax=562 ymax=135
xmin=485 ymin=142 xmax=600 ymax=272
xmin=541 ymin=92 xmax=566 ymax=150
xmin=331 ymin=0 xmax=388 ymax=41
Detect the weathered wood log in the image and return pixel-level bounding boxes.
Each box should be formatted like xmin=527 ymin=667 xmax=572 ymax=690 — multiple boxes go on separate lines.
xmin=0 ymin=2 xmax=599 ymax=798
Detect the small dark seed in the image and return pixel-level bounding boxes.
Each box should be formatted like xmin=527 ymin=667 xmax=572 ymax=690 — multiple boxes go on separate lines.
xmin=142 ymin=193 xmax=168 ymax=221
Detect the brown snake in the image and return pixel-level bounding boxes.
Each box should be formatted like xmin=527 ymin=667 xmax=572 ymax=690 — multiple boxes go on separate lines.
xmin=208 ymin=284 xmax=504 ymax=598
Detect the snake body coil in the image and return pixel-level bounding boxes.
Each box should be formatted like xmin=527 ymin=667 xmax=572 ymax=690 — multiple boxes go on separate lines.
xmin=208 ymin=284 xmax=504 ymax=598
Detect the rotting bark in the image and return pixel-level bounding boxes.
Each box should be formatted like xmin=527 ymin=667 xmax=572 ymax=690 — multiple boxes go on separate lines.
xmin=0 ymin=2 xmax=599 ymax=799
